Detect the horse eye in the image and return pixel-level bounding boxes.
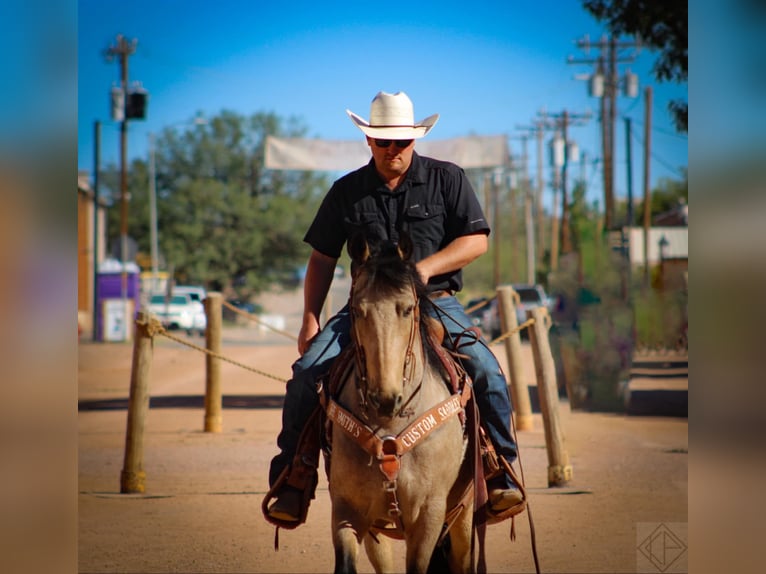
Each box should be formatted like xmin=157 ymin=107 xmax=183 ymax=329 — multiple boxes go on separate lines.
xmin=401 ymin=304 xmax=415 ymax=317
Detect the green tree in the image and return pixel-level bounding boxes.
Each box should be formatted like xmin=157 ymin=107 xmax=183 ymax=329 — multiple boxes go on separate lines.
xmin=102 ymin=110 xmax=330 ymax=296
xmin=626 ymin=167 xmax=687 ymax=226
xmin=583 ymin=0 xmax=688 ymax=132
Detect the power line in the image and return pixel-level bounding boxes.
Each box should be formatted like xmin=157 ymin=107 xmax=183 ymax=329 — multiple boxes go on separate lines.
xmin=627 ymin=117 xmax=688 ymax=140
xmin=629 ymin=129 xmax=686 ymax=178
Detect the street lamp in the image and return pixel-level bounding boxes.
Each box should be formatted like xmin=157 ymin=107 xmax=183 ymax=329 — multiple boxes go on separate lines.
xmin=148 ymin=115 xmax=208 ymax=295
xmin=658 ymin=234 xmax=669 ymax=290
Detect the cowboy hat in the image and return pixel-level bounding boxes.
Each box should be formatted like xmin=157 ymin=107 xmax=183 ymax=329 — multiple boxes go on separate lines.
xmin=346 ymin=91 xmax=439 ymax=140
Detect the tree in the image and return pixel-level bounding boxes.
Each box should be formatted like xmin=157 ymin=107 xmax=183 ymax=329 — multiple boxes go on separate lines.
xmin=623 ymin=167 xmax=687 ymax=226
xmin=101 ymin=110 xmax=330 ymax=296
xmin=583 ymin=0 xmax=688 ymax=132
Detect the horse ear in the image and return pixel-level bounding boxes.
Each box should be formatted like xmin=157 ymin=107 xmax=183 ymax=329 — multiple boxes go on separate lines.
xmin=396 ymin=231 xmax=414 ymax=261
xmin=348 ymin=232 xmax=370 ymax=264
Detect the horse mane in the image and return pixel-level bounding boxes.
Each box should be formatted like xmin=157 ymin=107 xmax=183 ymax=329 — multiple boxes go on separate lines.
xmin=354 ymin=240 xmax=446 ymax=374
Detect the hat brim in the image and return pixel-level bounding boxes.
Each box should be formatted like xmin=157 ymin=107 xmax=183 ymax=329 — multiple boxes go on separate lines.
xmin=346 ymin=110 xmax=439 ymax=139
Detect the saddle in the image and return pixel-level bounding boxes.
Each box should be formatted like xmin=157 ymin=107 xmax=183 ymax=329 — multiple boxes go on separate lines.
xmin=262 ymin=325 xmax=524 ymax=532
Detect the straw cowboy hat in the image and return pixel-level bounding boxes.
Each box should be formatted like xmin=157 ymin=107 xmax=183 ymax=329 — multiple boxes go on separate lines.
xmin=346 ymin=91 xmax=439 ymax=140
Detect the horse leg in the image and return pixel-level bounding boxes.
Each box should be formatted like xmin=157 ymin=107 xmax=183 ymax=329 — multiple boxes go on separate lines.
xmin=363 ymin=533 xmax=395 ymax=574
xmin=405 ymin=506 xmax=448 ymax=574
xmin=332 ymin=503 xmax=363 ymax=574
xmin=333 ymin=525 xmax=359 ymax=574
xmin=446 ymin=506 xmax=473 ymax=574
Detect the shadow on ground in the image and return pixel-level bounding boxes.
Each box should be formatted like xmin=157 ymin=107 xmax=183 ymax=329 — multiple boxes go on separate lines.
xmin=78 ymin=395 xmax=285 ymax=411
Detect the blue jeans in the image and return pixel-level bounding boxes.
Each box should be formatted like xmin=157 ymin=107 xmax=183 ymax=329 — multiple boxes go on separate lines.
xmin=269 ymin=296 xmax=517 ymax=489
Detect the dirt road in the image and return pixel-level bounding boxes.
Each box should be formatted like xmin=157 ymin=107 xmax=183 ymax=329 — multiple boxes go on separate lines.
xmin=78 ymin=285 xmax=687 ymax=573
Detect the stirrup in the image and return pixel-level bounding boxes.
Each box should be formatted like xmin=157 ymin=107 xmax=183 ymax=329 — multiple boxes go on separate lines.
xmin=262 ymin=464 xmax=318 ymax=530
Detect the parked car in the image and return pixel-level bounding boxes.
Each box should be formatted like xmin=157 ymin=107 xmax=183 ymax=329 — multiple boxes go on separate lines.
xmin=147 ymin=293 xmax=206 ymax=336
xmin=172 ymin=286 xmax=207 ymax=334
xmin=173 ymin=285 xmax=207 ymax=306
xmin=477 ymin=284 xmax=554 ymax=340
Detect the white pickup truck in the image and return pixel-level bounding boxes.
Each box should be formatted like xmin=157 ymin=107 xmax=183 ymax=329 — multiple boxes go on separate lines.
xmin=147 ymin=292 xmax=206 ymax=336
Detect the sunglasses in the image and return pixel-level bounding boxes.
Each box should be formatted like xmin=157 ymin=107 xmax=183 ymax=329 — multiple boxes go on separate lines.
xmin=374 ymin=139 xmax=414 ymax=149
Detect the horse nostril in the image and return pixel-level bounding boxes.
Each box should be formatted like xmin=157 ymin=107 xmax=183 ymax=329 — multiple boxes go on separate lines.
xmin=367 ymin=391 xmax=380 ymax=409
xmin=395 ymin=394 xmax=404 ymax=408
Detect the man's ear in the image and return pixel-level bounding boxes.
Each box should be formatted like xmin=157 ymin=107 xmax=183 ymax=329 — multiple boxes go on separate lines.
xmin=397 ymin=230 xmax=414 ymax=261
xmin=347 ymin=232 xmax=370 ymax=264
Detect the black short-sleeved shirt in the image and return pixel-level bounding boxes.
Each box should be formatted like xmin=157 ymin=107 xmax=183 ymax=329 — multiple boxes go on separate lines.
xmin=304 ymin=151 xmax=490 ymax=293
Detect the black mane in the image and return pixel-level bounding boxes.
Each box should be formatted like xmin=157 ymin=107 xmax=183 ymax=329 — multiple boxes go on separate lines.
xmin=357 ymin=240 xmax=428 ymax=301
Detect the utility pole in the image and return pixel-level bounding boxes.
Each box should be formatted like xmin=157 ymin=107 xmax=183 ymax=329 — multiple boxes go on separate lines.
xmin=539 ymin=109 xmax=591 ymax=258
xmin=624 ymin=117 xmax=634 ymax=302
xmin=519 ymin=135 xmax=535 ymax=285
xmin=642 ymin=86 xmax=653 ymax=287
xmin=550 ymin=167 xmax=560 ymax=273
xmin=492 ymin=168 xmax=501 ymax=287
xmin=148 ymin=132 xmax=159 ymax=294
xmin=92 ymin=120 xmax=101 ymax=342
xmin=515 ymin=120 xmax=546 ymax=282
xmin=568 ymin=34 xmax=640 ymax=231
xmin=105 ymin=35 xmax=137 ymax=336
xmin=511 ymin=135 xmax=536 ymax=285
xmin=535 ymin=120 xmax=544 ymax=273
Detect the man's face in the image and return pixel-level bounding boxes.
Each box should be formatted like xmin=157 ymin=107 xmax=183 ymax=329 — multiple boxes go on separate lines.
xmin=367 ymin=136 xmax=415 ymax=177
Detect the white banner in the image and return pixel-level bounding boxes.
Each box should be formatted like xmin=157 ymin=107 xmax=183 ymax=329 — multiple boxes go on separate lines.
xmin=265 ymin=134 xmax=509 ymax=171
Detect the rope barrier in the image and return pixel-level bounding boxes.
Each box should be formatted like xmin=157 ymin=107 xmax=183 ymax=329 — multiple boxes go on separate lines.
xmin=140 ymin=296 xmax=537 ymax=385
xmin=221 ymin=300 xmax=298 ymax=342
xmin=139 ymin=315 xmax=289 ymax=383
xmin=488 ymin=318 xmax=536 ymax=346
xmin=464 ymin=295 xmax=495 ymax=315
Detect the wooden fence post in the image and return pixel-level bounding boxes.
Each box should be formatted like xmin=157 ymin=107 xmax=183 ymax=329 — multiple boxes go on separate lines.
xmin=120 ymin=312 xmax=155 ymax=493
xmin=204 ymin=292 xmax=223 ymax=433
xmin=496 ymin=285 xmax=534 ymax=430
xmin=527 ymin=306 xmax=573 ymax=487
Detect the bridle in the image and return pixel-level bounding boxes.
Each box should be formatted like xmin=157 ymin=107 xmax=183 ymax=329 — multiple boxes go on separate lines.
xmin=350 ymin=272 xmax=420 ymax=419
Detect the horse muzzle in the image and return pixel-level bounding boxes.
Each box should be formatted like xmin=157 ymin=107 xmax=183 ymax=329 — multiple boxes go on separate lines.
xmin=365 ymin=388 xmax=404 ymax=418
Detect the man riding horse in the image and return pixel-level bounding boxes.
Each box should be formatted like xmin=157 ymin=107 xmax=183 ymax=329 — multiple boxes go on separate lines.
xmin=265 ymin=91 xmax=525 ymax=525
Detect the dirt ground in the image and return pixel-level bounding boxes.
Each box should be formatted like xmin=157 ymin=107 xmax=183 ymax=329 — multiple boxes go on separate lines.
xmin=78 ymin=284 xmax=688 ymax=573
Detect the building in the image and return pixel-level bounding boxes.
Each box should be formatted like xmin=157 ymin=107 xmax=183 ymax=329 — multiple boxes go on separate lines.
xmin=78 ymin=171 xmax=108 ymax=338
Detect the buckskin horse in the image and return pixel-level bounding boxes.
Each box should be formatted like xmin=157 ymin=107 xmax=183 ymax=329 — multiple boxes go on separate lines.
xmin=323 ymin=234 xmax=478 ymax=574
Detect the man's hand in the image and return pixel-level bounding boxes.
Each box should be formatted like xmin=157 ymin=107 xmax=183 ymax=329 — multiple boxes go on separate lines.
xmin=297 ymin=316 xmax=321 ymax=355
xmin=415 ymin=233 xmax=488 ymax=283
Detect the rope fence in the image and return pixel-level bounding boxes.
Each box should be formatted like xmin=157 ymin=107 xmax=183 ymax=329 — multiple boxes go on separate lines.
xmin=120 ymin=288 xmax=569 ymax=494
xmin=151 ymin=293 xmax=539 ymax=385
xmin=145 ymin=314 xmax=289 ymax=383
xmin=221 ymin=299 xmax=298 ymax=341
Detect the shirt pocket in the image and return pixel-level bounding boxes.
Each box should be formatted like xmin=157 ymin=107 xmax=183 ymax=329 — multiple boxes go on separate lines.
xmin=402 ymin=202 xmax=445 ymax=250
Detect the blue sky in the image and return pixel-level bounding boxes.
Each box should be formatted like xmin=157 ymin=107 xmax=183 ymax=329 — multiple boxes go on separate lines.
xmin=78 ymin=0 xmax=688 ymax=208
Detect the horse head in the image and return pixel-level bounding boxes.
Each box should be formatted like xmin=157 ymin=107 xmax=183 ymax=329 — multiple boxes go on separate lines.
xmin=348 ymin=232 xmax=425 ymax=419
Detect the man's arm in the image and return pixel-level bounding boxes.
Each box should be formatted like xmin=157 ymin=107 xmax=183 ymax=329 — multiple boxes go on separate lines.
xmin=298 ymin=249 xmax=338 ymax=354
xmin=415 ymin=232 xmax=488 ymax=284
